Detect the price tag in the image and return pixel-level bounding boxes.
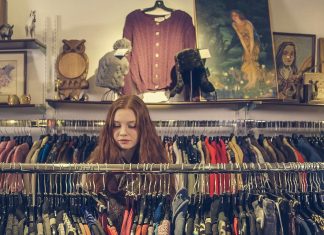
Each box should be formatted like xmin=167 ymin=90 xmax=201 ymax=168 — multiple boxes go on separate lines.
xmin=199 ymin=49 xmax=211 ymax=59
xmin=114 ymin=48 xmax=129 ymax=57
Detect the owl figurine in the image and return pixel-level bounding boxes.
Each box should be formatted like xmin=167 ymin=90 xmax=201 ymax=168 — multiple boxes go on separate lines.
xmin=56 ymin=39 xmax=89 ymax=100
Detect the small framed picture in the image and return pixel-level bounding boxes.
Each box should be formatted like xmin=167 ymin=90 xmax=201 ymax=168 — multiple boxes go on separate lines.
xmin=303 ymin=72 xmax=324 ymax=104
xmin=319 ymin=38 xmax=324 ymax=73
xmin=0 ymin=51 xmax=27 ymax=103
xmin=273 ymin=32 xmax=316 ymax=101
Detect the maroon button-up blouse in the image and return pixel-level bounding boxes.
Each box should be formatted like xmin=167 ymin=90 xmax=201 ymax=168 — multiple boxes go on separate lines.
xmin=123 ymin=9 xmax=196 ymax=94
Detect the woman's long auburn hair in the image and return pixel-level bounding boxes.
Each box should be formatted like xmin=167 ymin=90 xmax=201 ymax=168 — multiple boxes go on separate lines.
xmin=89 ymin=95 xmax=168 ymax=164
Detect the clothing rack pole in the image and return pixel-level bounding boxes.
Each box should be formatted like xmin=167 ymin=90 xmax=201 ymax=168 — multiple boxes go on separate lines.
xmin=0 ymin=163 xmax=323 ymax=174
xmin=0 ymin=119 xmax=323 ymax=128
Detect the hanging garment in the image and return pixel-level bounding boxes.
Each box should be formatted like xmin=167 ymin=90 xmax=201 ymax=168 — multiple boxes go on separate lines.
xmin=122 ymin=9 xmax=196 ymax=94
xmin=172 ymin=188 xmax=190 ymax=235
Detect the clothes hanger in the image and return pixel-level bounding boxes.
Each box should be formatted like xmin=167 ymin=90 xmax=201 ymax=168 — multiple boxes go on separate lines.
xmin=142 ymin=0 xmax=174 ymax=14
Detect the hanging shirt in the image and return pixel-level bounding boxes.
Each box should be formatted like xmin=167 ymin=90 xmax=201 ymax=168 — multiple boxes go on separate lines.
xmin=123 ymin=9 xmax=196 ymax=94
xmin=205 ymin=138 xmax=218 ymax=196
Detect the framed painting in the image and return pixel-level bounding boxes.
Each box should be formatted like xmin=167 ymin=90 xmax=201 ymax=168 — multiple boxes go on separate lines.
xmin=195 ymin=0 xmax=278 ymax=100
xmin=273 ymin=32 xmax=316 ymax=100
xmin=0 ymin=51 xmax=27 ymax=103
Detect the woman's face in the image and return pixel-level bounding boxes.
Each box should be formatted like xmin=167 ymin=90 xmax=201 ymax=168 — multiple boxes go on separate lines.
xmin=113 ymin=108 xmax=138 ymax=150
xmin=282 ymin=45 xmax=295 ymax=66
xmin=231 ymin=12 xmax=240 ymax=23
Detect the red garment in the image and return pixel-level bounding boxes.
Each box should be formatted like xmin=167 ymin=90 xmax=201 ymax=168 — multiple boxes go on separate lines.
xmin=84 ymin=225 xmax=91 ymax=235
xmin=0 ymin=145 xmax=16 ymax=190
xmin=120 ymin=209 xmax=129 ymax=235
xmin=135 ymin=224 xmax=142 ymax=235
xmin=107 ymin=225 xmax=118 ymax=235
xmin=233 ymin=217 xmax=239 ymax=235
xmin=123 ymin=10 xmax=196 ymax=94
xmin=98 ymin=214 xmax=108 ymax=233
xmin=205 ymin=138 xmax=219 ymax=197
xmin=9 ymin=143 xmax=29 ymax=192
xmin=125 ymin=208 xmax=134 ymax=235
xmin=0 ymin=140 xmax=15 ymax=162
xmin=0 ymin=141 xmax=7 ymax=154
xmin=141 ymin=224 xmax=149 ymax=235
xmin=217 ymin=139 xmax=230 ymax=193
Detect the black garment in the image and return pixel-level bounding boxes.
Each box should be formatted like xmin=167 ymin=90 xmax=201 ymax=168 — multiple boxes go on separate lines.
xmin=276 ymin=137 xmax=297 ymax=162
xmin=296 ymin=214 xmax=312 ymax=235
xmin=239 ymin=211 xmax=247 ymax=235
xmin=246 ymin=211 xmax=257 ymax=235
xmin=278 ymin=199 xmax=290 ymax=235
xmin=250 ymin=137 xmax=271 ymax=162
xmin=267 ymin=139 xmax=285 ymax=163
xmin=46 ymin=141 xmax=64 ymax=163
xmin=210 ymin=197 xmax=221 ymax=226
xmin=305 ymin=217 xmax=321 ymax=235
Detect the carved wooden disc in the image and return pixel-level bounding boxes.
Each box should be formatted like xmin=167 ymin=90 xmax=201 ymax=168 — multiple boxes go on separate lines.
xmin=57 ymin=53 xmax=86 ymax=79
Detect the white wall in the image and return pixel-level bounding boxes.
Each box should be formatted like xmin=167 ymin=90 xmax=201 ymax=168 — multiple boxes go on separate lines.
xmin=5 ymin=0 xmax=324 ymax=121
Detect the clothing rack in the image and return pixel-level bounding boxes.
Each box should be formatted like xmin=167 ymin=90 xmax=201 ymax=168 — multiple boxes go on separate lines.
xmin=0 ymin=119 xmax=323 ymax=129
xmin=0 ymin=163 xmax=323 ymax=173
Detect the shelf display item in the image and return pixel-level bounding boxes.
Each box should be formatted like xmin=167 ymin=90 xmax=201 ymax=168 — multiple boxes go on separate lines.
xmin=122 ymin=6 xmax=196 ymax=95
xmin=25 ymin=10 xmax=36 ymax=38
xmin=170 ymin=48 xmax=216 ymax=101
xmin=0 ymin=23 xmax=13 ymax=40
xmin=303 ymin=72 xmax=324 ymax=104
xmin=96 ymin=38 xmax=132 ymax=101
xmin=56 ymin=39 xmax=89 ymax=101
xmin=273 ymin=32 xmax=316 ymax=101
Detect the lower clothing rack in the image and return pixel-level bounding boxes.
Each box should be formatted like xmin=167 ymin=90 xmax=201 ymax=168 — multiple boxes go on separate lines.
xmin=0 ymin=162 xmax=323 ymax=173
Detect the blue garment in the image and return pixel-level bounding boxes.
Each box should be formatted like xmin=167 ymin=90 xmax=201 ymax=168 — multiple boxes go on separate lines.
xmin=296 ymin=138 xmax=322 ymax=162
xmin=40 ymin=143 xmax=53 ymax=163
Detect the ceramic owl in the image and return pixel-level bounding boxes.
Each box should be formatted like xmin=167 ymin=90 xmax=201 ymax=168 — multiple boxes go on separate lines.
xmin=56 ymin=39 xmax=89 ymax=100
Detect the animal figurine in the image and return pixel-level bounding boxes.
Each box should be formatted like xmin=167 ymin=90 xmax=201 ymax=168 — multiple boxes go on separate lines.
xmin=7 ymin=95 xmax=20 ymax=105
xmin=0 ymin=64 xmax=15 ymax=88
xmin=0 ymin=24 xmax=14 ymax=40
xmin=19 ymin=94 xmax=31 ymax=104
xmin=25 ymin=10 xmax=36 ymax=38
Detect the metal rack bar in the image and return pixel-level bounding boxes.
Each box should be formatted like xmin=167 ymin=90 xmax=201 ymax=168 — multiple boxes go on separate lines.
xmin=0 ymin=163 xmax=323 ymax=174
xmin=0 ymin=119 xmax=323 ymax=128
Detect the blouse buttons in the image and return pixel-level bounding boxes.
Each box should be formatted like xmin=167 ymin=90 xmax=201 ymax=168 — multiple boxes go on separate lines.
xmin=155 ymin=31 xmax=160 ymax=36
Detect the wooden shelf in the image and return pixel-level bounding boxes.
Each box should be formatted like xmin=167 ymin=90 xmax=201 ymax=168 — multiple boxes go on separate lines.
xmin=0 ymin=39 xmax=46 ymax=52
xmin=46 ymin=99 xmax=324 ymax=110
xmin=0 ymin=103 xmax=46 ymax=112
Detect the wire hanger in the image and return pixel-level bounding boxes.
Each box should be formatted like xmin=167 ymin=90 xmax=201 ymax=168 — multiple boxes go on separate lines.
xmin=142 ymin=0 xmax=174 ymax=14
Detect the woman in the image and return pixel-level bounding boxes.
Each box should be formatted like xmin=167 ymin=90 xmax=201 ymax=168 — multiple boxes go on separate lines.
xmin=275 ymin=41 xmax=299 ymax=99
xmin=231 ymin=9 xmax=260 ymax=89
xmin=88 ymin=95 xmax=171 ymax=189
xmin=86 ymin=95 xmax=171 ymax=230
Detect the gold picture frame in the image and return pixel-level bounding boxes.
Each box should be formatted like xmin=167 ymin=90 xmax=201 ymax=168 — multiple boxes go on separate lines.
xmin=0 ymin=51 xmax=27 ymax=103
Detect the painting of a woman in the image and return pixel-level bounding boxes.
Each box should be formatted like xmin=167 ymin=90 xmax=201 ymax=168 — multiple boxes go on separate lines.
xmin=275 ymin=42 xmax=299 ymax=99
xmin=195 ymin=0 xmax=277 ymax=100
xmin=231 ymin=9 xmax=260 ymax=89
xmin=275 ymin=39 xmax=313 ymax=99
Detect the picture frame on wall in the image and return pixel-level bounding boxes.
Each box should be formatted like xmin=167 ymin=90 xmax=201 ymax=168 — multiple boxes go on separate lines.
xmin=0 ymin=51 xmax=27 ymax=103
xmin=319 ymin=38 xmax=324 ymax=73
xmin=273 ymin=32 xmax=316 ymax=101
xmin=195 ymin=0 xmax=278 ymax=100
